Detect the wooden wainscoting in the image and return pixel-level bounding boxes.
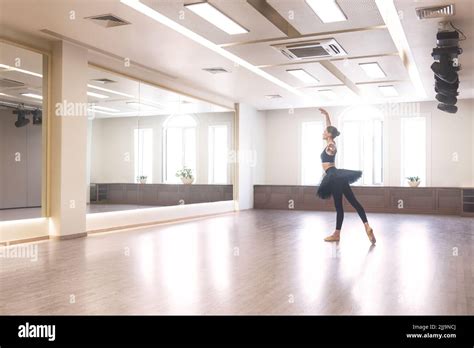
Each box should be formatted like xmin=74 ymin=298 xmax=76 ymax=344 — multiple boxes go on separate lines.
xmin=254 ymin=185 xmax=467 ymax=216
xmin=91 ymin=183 xmax=233 ymax=206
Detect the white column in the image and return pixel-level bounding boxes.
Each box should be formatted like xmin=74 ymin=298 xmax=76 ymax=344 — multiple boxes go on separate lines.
xmin=49 ymin=41 xmax=88 ymax=238
xmin=236 ymin=103 xmax=266 ymax=210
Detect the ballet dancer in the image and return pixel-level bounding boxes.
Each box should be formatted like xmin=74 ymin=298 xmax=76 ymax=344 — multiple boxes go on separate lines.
xmin=317 ymin=108 xmax=376 ymax=244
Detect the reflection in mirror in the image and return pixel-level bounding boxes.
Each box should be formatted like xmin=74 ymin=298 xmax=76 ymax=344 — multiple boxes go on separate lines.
xmin=87 ymin=67 xmax=234 ymax=214
xmin=0 ymin=42 xmax=44 ymax=221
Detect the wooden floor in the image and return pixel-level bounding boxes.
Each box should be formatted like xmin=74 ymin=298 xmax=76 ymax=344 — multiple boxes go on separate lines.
xmin=1 ymin=210 xmax=473 ymax=315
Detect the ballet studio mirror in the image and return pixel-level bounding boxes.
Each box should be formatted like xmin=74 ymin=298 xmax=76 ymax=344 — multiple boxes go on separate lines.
xmin=86 ymin=66 xmax=235 ymax=214
xmin=0 ymin=40 xmax=47 ymax=222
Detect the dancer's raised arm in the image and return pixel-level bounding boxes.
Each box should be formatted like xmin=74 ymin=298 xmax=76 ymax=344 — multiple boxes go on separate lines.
xmin=319 ymin=108 xmax=331 ymax=127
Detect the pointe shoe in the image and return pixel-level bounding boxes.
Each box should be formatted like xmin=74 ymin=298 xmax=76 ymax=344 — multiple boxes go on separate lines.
xmin=324 ymin=234 xmax=340 ymax=242
xmin=365 ymin=227 xmax=376 ymax=245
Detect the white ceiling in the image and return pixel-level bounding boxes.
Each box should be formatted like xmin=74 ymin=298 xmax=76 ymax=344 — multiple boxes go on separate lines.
xmin=0 ymin=0 xmax=472 ymax=111
xmin=87 ymin=67 xmax=232 ymax=117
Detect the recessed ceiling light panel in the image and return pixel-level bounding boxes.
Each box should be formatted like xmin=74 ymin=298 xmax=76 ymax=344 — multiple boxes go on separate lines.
xmin=286 ymin=69 xmax=319 ymax=84
xmin=378 ymin=85 xmax=398 ymax=97
xmin=318 ymin=89 xmax=337 ymax=99
xmin=359 ymin=62 xmax=386 ymax=78
xmin=305 ymin=0 xmax=347 ymax=23
xmin=185 ymin=2 xmax=248 ymax=35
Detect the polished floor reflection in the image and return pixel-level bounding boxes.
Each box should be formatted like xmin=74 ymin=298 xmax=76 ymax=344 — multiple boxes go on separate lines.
xmin=0 ymin=205 xmax=152 ymax=221
xmin=0 ymin=210 xmax=472 ymax=314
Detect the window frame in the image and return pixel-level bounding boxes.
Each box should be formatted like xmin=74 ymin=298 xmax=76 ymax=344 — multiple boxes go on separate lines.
xmin=134 ymin=127 xmax=153 ymax=183
xmin=400 ymin=116 xmax=427 ymax=186
xmin=300 ymin=120 xmax=324 ymax=186
xmin=339 ymin=107 xmax=384 ymax=186
xmin=162 ymin=114 xmax=198 ymax=184
xmin=208 ymin=123 xmax=230 ymax=184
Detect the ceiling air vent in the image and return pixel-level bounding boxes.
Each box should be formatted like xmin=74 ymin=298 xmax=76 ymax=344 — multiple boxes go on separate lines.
xmin=85 ymin=14 xmax=131 ymax=28
xmin=416 ymin=4 xmax=454 ymax=20
xmin=265 ymin=94 xmax=282 ymax=99
xmin=0 ymin=78 xmax=25 ymax=88
xmin=273 ymin=39 xmax=347 ymax=60
xmin=91 ymin=78 xmax=117 ymax=84
xmin=203 ymin=67 xmax=230 ymax=74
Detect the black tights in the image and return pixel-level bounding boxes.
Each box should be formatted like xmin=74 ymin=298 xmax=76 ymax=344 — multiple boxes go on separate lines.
xmin=332 ymin=180 xmax=368 ymax=230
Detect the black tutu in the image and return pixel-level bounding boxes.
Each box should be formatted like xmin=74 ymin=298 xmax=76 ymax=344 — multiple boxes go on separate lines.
xmin=316 ymin=167 xmax=362 ymax=199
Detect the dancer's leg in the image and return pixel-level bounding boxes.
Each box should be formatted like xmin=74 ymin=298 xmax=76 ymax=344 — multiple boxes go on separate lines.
xmin=324 ymin=182 xmax=343 ymax=242
xmin=342 ymin=182 xmax=376 ymax=244
xmin=342 ymin=182 xmax=367 ymax=223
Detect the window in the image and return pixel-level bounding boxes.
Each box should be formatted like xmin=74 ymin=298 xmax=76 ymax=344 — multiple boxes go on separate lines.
xmin=340 ymin=107 xmax=383 ymax=185
xmin=301 ymin=121 xmax=324 ymax=185
xmin=208 ymin=125 xmax=228 ymax=184
xmin=134 ymin=128 xmax=153 ymax=183
xmin=163 ymin=115 xmax=197 ymax=183
xmin=401 ymin=117 xmax=426 ymax=186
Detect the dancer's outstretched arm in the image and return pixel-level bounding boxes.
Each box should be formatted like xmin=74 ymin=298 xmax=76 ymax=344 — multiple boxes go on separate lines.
xmin=319 ymin=108 xmax=331 ymax=127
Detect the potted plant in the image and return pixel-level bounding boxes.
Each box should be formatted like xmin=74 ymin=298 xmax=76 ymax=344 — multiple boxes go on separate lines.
xmin=137 ymin=175 xmax=147 ymax=184
xmin=407 ymin=176 xmax=421 ymax=187
xmin=176 ymin=167 xmax=194 ymax=184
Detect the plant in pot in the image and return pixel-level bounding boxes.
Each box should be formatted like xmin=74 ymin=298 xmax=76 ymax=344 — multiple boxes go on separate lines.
xmin=407 ymin=176 xmax=421 ymax=187
xmin=137 ymin=175 xmax=147 ymax=184
xmin=176 ymin=167 xmax=194 ymax=184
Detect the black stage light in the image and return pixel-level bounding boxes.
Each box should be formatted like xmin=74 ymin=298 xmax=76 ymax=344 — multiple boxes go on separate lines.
xmin=432 ymin=25 xmax=464 ymax=114
xmin=431 ymin=46 xmax=463 ymax=60
xmin=435 ymin=86 xmax=458 ymax=97
xmin=435 ymin=75 xmax=459 ymax=88
xmin=32 ymin=109 xmax=42 ymax=125
xmin=436 ymin=30 xmax=460 ymax=49
xmin=431 ymin=57 xmax=458 ymax=84
xmin=13 ymin=108 xmax=30 ymax=128
xmin=437 ymin=103 xmax=458 ymax=113
xmin=435 ymin=93 xmax=457 ymax=105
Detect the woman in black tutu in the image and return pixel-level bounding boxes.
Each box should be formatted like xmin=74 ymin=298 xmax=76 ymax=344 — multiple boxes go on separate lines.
xmin=317 ymin=108 xmax=376 ymax=244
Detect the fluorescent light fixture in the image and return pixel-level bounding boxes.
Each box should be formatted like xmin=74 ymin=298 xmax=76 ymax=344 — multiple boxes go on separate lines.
xmin=126 ymin=101 xmax=161 ymax=111
xmin=0 ymin=64 xmax=43 ymax=78
xmin=87 ymin=109 xmax=121 ymax=116
xmin=21 ymin=93 xmax=43 ymax=100
xmin=87 ymin=84 xmax=135 ymax=98
xmin=359 ymin=62 xmax=386 ymax=78
xmin=286 ymin=69 xmax=319 ymax=84
xmin=318 ymin=89 xmax=337 ymax=99
xmin=305 ymin=0 xmax=347 ymax=23
xmin=120 ymin=0 xmax=302 ymax=97
xmin=87 ymin=91 xmax=109 ymax=99
xmin=185 ymin=2 xmax=248 ymax=35
xmin=378 ymin=85 xmax=398 ymax=97
xmin=0 ymin=100 xmax=22 ymax=107
xmin=90 ymin=105 xmax=120 ymax=112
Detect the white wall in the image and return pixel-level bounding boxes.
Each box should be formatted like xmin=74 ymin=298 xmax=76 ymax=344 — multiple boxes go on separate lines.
xmin=237 ymin=103 xmax=266 ymax=210
xmin=264 ymin=99 xmax=474 ymax=187
xmin=89 ymin=112 xmax=234 ymax=185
